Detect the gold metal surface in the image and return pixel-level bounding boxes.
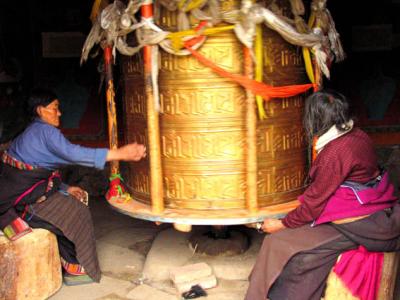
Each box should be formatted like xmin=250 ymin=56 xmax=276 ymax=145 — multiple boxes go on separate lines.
xmin=121 ymin=0 xmax=307 ymax=217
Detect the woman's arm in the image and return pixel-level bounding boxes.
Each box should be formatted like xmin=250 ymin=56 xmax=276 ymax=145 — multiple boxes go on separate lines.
xmin=106 ymin=143 xmax=146 ymax=162
xmin=45 ymin=126 xmax=146 ymax=169
xmin=282 ymin=147 xmax=351 ymax=228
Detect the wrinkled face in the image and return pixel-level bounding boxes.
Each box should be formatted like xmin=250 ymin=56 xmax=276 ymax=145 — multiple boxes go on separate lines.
xmin=37 ymin=99 xmax=61 ymax=127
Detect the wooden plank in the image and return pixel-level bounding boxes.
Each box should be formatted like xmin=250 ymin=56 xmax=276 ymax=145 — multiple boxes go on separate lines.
xmin=107 ymin=196 xmax=299 ymax=225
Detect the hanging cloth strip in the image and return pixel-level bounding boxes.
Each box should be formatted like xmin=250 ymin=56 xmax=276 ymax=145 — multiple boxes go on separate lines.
xmin=183 ymin=37 xmax=316 ymax=102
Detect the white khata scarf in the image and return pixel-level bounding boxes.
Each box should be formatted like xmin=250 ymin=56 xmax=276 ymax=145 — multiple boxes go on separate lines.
xmin=315 ymin=119 xmax=354 ymax=154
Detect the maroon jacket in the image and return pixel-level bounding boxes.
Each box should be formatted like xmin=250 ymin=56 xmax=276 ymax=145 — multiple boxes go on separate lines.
xmin=282 ymin=128 xmax=380 ymax=228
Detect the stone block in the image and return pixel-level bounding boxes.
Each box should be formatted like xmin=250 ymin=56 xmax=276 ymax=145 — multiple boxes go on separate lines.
xmin=0 ymin=229 xmax=62 ymax=300
xmin=175 ymin=275 xmax=217 ymax=294
xmin=170 ymin=262 xmax=212 ymax=284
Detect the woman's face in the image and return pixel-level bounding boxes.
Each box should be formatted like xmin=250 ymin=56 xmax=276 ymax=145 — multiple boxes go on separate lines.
xmin=37 ymin=99 xmax=61 ymax=127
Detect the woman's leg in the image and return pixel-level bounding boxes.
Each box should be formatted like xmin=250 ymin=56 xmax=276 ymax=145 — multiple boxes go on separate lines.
xmin=26 ymin=193 xmax=101 ymax=282
xmin=245 ymin=224 xmax=344 ymax=300
xmin=25 ymin=213 xmax=79 ymax=264
xmin=268 ymin=235 xmax=357 ymax=300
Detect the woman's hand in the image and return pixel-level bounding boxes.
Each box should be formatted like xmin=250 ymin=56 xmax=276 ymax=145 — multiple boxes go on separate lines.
xmin=67 ymin=186 xmax=86 ymax=201
xmin=106 ymin=143 xmax=147 ymax=162
xmin=261 ymin=218 xmax=286 ymax=233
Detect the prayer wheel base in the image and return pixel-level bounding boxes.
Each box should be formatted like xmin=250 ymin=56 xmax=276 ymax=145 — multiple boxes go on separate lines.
xmin=107 ymin=197 xmax=299 ymax=226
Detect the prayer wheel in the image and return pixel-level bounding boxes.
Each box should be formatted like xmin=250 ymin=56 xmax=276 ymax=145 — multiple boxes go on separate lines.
xmin=111 ymin=0 xmax=308 ymax=226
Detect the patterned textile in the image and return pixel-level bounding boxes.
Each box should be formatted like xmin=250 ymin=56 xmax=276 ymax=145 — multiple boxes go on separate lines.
xmin=1 ymin=152 xmax=61 ymax=204
xmin=29 ymin=192 xmax=101 ymax=282
xmin=2 ymin=151 xmax=36 ymax=170
xmin=61 ymin=257 xmax=86 ymax=276
xmin=0 ymin=161 xmax=61 ymax=231
xmin=3 ymin=217 xmax=32 ymax=241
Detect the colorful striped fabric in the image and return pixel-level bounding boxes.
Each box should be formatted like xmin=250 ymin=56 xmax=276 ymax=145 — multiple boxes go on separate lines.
xmin=61 ymin=257 xmax=86 ymax=276
xmin=2 ymin=151 xmax=61 ymax=198
xmin=2 ymin=151 xmax=36 ymax=170
xmin=3 ymin=217 xmax=32 ymax=241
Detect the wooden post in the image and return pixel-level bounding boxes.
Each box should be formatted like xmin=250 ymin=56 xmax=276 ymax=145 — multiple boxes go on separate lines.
xmin=244 ymin=47 xmax=258 ymax=213
xmin=104 ymin=46 xmax=119 ymax=175
xmin=255 ymin=24 xmax=266 ymax=119
xmin=141 ymin=0 xmax=164 ymax=213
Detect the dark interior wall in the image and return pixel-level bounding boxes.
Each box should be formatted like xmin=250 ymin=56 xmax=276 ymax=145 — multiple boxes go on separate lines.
xmin=0 ymin=0 xmax=400 ymax=143
xmin=0 ymin=0 xmax=107 ymax=143
xmin=326 ymin=0 xmax=400 ymax=136
xmin=0 ymin=0 xmax=94 ymax=87
xmin=328 ymin=0 xmax=400 ymax=83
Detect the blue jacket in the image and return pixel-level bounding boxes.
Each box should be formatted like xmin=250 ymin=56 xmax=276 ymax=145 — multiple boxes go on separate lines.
xmin=8 ymin=118 xmax=108 ymax=170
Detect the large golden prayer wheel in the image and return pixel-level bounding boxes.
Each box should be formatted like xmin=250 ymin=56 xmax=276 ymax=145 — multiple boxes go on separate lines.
xmin=110 ymin=0 xmax=308 ymax=226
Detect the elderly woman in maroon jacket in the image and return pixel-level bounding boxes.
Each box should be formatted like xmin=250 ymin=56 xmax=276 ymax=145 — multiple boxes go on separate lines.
xmin=245 ymin=90 xmax=400 ymax=300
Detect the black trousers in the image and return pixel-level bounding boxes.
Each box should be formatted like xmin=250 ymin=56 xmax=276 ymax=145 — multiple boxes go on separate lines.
xmin=268 ymin=205 xmax=400 ymax=300
xmin=268 ymin=236 xmax=357 ymax=300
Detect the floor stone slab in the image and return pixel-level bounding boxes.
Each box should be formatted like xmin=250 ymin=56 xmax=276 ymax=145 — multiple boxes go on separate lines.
xmin=142 ymin=228 xmax=263 ymax=281
xmin=126 ymin=284 xmax=177 ymax=300
xmin=50 ymin=275 xmax=134 ymax=300
xmin=97 ymin=241 xmax=145 ymax=281
xmin=142 ymin=229 xmax=193 ymax=281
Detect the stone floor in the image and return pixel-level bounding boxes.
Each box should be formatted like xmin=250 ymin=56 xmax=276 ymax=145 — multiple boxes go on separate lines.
xmin=50 ymin=199 xmax=254 ymax=300
xmin=49 ymin=145 xmax=400 ymax=300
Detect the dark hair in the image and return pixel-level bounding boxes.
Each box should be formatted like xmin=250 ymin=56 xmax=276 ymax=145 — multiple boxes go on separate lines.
xmin=303 ymin=89 xmax=352 ymax=142
xmin=28 ymin=87 xmax=58 ymax=117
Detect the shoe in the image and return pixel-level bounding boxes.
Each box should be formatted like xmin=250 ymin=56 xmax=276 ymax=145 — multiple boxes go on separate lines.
xmin=60 ymin=257 xmax=86 ymax=275
xmin=63 ymin=273 xmax=94 ymax=286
